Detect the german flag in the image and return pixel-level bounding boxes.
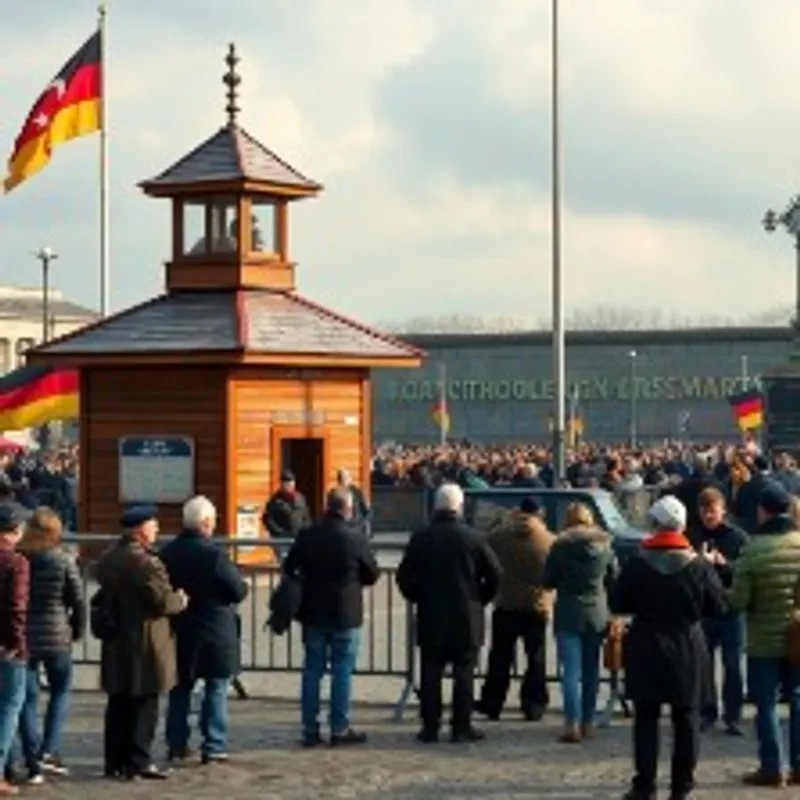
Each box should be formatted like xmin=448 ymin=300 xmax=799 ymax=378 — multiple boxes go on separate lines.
xmin=4 ymin=30 xmax=102 ymax=193
xmin=728 ymin=388 xmax=764 ymax=432
xmin=432 ymin=398 xmax=450 ymax=435
xmin=0 ymin=366 xmax=79 ymax=430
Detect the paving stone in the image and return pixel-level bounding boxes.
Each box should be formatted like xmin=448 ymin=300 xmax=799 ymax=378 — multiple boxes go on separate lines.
xmin=29 ymin=694 xmax=785 ymax=799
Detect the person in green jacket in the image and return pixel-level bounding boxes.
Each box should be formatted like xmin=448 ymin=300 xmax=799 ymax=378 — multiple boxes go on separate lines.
xmin=731 ymin=482 xmax=800 ymax=788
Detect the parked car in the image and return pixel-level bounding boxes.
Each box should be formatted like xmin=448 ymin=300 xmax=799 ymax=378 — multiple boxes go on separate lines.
xmin=432 ymin=487 xmax=650 ymax=565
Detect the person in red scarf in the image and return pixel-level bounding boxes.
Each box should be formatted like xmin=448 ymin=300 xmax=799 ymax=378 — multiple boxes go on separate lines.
xmin=611 ymin=495 xmax=729 ymax=800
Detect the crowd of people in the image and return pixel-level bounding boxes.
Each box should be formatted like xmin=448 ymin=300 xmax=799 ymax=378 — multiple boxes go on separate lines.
xmin=1 ymin=438 xmax=800 ymax=797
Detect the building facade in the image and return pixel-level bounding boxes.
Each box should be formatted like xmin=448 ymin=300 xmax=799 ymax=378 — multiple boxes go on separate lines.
xmin=371 ymin=327 xmax=794 ymax=443
xmin=0 ymin=286 xmax=97 ymax=374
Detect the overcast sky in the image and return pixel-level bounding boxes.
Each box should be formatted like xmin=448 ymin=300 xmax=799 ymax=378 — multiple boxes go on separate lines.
xmin=1 ymin=0 xmax=799 ymax=326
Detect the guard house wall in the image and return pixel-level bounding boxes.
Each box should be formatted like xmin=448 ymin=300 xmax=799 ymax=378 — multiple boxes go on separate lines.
xmin=79 ymin=365 xmax=227 ymax=534
xmin=228 ymin=367 xmax=370 ymax=537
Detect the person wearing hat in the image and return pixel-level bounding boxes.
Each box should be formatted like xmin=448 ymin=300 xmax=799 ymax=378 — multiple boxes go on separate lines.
xmin=96 ymin=504 xmax=188 ymax=781
xmin=0 ymin=503 xmax=30 ymax=797
xmin=261 ymin=470 xmax=311 ymax=540
xmin=611 ymin=495 xmax=728 ymax=800
xmin=475 ymin=495 xmax=554 ymax=722
xmin=731 ymin=481 xmax=800 ymax=788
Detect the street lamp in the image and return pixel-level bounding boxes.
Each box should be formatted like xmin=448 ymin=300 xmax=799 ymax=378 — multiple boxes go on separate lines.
xmin=762 ymin=197 xmax=800 ymax=335
xmin=628 ymin=350 xmax=638 ymax=448
xmin=32 ymin=247 xmax=57 ymax=343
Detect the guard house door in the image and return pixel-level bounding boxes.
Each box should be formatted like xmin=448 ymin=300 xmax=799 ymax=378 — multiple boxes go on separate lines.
xmin=280 ymin=437 xmax=325 ymax=521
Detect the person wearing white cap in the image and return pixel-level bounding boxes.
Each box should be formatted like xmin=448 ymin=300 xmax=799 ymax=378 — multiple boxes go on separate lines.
xmin=611 ymin=495 xmax=728 ymax=800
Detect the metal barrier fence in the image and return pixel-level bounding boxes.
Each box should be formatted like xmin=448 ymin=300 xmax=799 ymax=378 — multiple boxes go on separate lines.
xmin=65 ymin=533 xmax=626 ymax=724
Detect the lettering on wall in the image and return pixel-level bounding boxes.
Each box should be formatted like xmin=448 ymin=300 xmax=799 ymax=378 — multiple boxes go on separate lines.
xmin=386 ymin=375 xmax=763 ymax=403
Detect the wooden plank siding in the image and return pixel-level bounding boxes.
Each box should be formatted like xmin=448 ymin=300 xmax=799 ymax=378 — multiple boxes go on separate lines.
xmin=230 ymin=371 xmax=369 ymax=534
xmin=80 ymin=366 xmax=227 ymax=534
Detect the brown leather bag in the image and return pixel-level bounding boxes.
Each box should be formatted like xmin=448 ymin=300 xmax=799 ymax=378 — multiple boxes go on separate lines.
xmin=787 ymin=577 xmax=800 ymax=667
xmin=604 ymin=619 xmax=626 ymax=671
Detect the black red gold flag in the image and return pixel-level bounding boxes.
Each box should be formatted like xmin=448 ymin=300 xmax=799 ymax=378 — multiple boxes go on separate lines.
xmin=4 ymin=30 xmax=101 ymax=193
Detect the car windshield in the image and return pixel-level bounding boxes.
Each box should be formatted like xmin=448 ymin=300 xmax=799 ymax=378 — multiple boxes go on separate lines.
xmin=592 ymin=493 xmax=629 ymax=532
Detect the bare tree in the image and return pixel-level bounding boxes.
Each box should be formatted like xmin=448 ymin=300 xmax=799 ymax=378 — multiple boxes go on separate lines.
xmin=383 ymin=305 xmax=792 ymax=334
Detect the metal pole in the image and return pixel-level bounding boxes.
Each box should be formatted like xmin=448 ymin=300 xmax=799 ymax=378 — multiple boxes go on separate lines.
xmin=98 ymin=2 xmax=110 ymax=316
xmin=629 ymin=351 xmax=637 ymax=448
xmin=741 ymin=354 xmax=749 ymax=389
xmin=42 ymin=256 xmax=50 ymax=344
xmin=551 ymin=0 xmax=566 ymax=484
xmin=438 ymin=361 xmax=447 ymax=448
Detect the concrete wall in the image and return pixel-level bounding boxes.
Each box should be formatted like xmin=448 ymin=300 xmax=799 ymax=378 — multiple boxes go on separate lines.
xmin=372 ymin=327 xmax=793 ymax=443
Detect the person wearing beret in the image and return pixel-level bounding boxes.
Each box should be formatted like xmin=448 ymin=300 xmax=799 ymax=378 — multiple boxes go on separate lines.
xmin=611 ymin=496 xmax=728 ymax=800
xmin=96 ymin=505 xmax=188 ymax=781
xmin=0 ymin=503 xmax=30 ymax=797
xmin=732 ymin=482 xmax=800 ymax=788
xmin=261 ymin=470 xmax=311 ymax=540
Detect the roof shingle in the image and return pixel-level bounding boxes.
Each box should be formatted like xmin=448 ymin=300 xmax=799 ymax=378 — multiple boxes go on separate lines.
xmin=35 ymin=290 xmax=421 ymax=361
xmin=143 ymin=125 xmax=321 ymax=190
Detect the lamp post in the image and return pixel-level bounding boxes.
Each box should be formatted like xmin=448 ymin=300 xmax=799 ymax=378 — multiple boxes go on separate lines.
xmin=550 ymin=0 xmax=566 ymax=484
xmin=33 ymin=247 xmax=57 ymax=343
xmin=628 ymin=350 xmax=638 ymax=448
xmin=763 ymin=198 xmax=800 ymax=338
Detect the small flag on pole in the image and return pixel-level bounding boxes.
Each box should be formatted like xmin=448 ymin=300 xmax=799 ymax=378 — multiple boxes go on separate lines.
xmin=4 ymin=30 xmax=102 ymax=193
xmin=432 ymin=397 xmax=450 ymax=437
xmin=728 ymin=389 xmax=764 ymax=431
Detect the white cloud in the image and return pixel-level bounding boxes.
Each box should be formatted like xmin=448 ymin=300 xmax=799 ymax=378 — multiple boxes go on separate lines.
xmin=0 ymin=0 xmax=797 ymax=327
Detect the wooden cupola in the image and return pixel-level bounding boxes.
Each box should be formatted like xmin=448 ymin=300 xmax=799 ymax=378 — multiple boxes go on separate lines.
xmin=138 ymin=43 xmax=322 ymax=293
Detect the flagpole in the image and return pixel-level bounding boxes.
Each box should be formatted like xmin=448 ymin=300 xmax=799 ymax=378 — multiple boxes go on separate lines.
xmin=98 ymin=2 xmax=110 ymax=317
xmin=438 ymin=361 xmax=447 ymax=447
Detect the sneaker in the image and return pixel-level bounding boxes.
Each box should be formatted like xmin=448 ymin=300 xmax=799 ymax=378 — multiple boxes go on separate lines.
xmin=415 ymin=728 xmax=439 ymax=744
xmin=301 ymin=732 xmax=324 ymax=747
xmin=26 ymin=774 xmax=44 ymax=786
xmin=523 ymin=705 xmax=545 ymax=722
xmin=330 ymin=729 xmax=367 ymax=746
xmin=724 ymin=722 xmax=745 ymax=737
xmin=200 ymin=752 xmax=229 ymax=765
xmin=39 ymin=754 xmax=69 ymax=776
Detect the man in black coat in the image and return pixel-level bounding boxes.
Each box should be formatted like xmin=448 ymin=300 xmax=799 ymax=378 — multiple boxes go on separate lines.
xmin=160 ymin=496 xmax=249 ymax=765
xmin=262 ymin=470 xmax=311 ymax=539
xmin=283 ymin=487 xmax=380 ymax=747
xmin=611 ymin=495 xmax=728 ymax=800
xmin=396 ymin=483 xmax=502 ymax=744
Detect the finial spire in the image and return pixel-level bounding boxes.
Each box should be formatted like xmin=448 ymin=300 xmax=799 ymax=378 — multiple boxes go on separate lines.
xmin=223 ymin=43 xmax=241 ymax=126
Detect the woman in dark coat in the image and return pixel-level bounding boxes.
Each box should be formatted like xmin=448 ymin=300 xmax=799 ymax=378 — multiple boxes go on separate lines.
xmin=611 ymin=495 xmax=728 ymax=800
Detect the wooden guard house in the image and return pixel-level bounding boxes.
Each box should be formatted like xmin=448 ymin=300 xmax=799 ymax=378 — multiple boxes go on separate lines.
xmin=28 ymin=45 xmax=422 ymax=551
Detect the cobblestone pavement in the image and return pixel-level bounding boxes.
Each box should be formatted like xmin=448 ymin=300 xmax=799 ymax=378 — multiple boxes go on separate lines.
xmin=24 ymin=693 xmax=791 ymax=799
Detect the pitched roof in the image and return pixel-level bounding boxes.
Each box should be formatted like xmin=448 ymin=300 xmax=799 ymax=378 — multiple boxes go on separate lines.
xmin=241 ymin=291 xmax=421 ymax=358
xmin=0 ymin=295 xmax=96 ymax=322
xmin=35 ymin=290 xmax=422 ymax=361
xmin=142 ymin=124 xmax=321 ymax=191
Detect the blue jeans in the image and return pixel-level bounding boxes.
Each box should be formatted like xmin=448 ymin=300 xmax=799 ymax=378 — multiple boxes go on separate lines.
xmin=703 ymin=614 xmax=745 ymax=725
xmin=166 ymin=678 xmax=230 ymax=756
xmin=18 ymin=652 xmax=73 ymax=772
xmin=748 ymin=657 xmax=800 ymax=775
xmin=556 ymin=631 xmax=603 ymax=726
xmin=0 ymin=658 xmax=26 ymax=771
xmin=301 ymin=627 xmax=360 ymax=737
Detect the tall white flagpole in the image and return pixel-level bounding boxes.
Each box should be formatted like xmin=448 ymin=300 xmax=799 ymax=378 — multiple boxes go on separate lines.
xmin=98 ymin=2 xmax=110 ymax=316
